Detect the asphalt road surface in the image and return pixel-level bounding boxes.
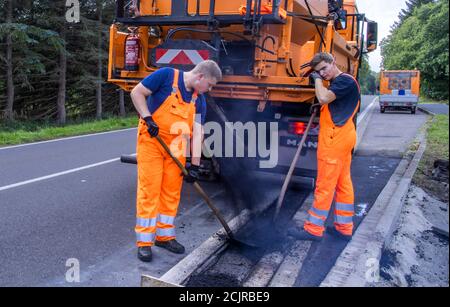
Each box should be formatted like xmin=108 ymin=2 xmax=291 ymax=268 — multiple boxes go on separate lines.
xmin=0 ymin=95 xmax=422 ymax=287
xmin=419 ymin=103 xmax=449 ymax=115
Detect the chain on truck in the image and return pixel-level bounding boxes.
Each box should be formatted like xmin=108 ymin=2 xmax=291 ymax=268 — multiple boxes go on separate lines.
xmin=108 ymin=0 xmax=378 ymax=182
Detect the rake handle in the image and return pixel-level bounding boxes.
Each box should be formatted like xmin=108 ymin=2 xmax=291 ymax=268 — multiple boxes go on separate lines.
xmin=274 ymin=111 xmax=317 ymax=222
xmin=154 ymin=135 xmax=235 ymax=238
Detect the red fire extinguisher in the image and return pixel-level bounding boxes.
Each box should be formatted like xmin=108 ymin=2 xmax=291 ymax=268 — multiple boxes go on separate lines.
xmin=125 ymin=27 xmax=140 ymax=71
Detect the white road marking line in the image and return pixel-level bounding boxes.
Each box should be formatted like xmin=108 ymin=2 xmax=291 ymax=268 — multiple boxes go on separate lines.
xmin=0 ymin=127 xmax=137 ymax=151
xmin=0 ymin=158 xmax=121 ymax=192
xmin=355 ymin=97 xmax=377 ymax=151
xmin=358 ymin=96 xmax=378 ymax=125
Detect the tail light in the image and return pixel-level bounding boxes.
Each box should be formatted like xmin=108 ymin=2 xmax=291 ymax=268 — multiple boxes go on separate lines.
xmin=288 ymin=122 xmax=318 ymax=135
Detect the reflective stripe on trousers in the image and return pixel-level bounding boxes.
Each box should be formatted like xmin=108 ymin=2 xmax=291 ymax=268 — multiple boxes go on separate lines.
xmin=135 ymin=215 xmax=177 ymax=244
xmin=156 ymin=214 xmax=177 ymax=241
xmin=136 ymin=232 xmax=156 ymax=244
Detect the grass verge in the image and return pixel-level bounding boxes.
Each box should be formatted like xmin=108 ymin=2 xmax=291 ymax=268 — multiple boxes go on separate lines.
xmin=413 ymin=114 xmax=449 ymax=201
xmin=419 ymin=97 xmax=449 ymax=105
xmin=0 ymin=115 xmax=138 ymax=147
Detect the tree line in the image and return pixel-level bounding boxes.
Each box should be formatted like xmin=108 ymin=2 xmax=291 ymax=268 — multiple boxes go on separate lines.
xmin=381 ymin=0 xmax=449 ymax=100
xmin=358 ymin=55 xmax=378 ymax=96
xmin=3 ymin=0 xmax=446 ymax=126
xmin=0 ymin=0 xmax=131 ymax=124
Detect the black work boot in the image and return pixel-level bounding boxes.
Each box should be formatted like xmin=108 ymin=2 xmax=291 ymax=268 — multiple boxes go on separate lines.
xmin=137 ymin=246 xmax=153 ymax=262
xmin=155 ymin=239 xmax=186 ymax=254
xmin=287 ymin=227 xmax=323 ymax=242
xmin=326 ymin=227 xmax=352 ymax=242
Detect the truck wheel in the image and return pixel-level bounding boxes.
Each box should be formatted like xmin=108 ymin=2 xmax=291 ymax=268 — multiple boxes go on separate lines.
xmin=411 ymin=107 xmax=416 ymax=114
xmin=380 ymin=107 xmax=385 ymax=113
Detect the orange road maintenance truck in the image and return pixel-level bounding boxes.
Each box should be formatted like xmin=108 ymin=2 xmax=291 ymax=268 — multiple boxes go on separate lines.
xmin=379 ymin=70 xmax=421 ymax=114
xmin=109 ymin=0 xmax=378 ymax=182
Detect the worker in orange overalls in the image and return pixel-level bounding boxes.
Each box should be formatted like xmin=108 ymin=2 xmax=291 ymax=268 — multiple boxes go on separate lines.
xmin=130 ymin=60 xmax=222 ymax=262
xmin=288 ymin=52 xmax=361 ymax=242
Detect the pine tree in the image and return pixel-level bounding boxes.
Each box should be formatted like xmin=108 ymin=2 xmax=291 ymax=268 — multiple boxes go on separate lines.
xmin=392 ymin=0 xmax=435 ymax=30
xmin=0 ymin=0 xmax=63 ymax=121
xmin=0 ymin=0 xmax=132 ymax=123
xmin=4 ymin=0 xmax=14 ymax=121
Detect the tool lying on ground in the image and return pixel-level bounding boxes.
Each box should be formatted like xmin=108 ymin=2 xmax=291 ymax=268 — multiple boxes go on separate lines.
xmin=273 ymin=105 xmax=319 ymax=223
xmin=154 ymin=135 xmax=260 ymax=249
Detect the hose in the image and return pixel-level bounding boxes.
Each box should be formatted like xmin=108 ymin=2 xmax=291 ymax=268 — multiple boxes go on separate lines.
xmin=166 ymin=27 xmax=275 ymax=55
xmin=289 ymin=58 xmax=297 ymax=77
xmin=304 ymin=0 xmax=326 ymax=49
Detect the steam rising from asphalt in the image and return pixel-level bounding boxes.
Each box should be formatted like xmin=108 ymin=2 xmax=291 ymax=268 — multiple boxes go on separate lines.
xmin=204 ymin=95 xmax=282 ymax=214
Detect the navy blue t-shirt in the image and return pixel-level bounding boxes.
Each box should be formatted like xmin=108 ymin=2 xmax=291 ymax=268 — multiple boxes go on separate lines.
xmin=141 ymin=67 xmax=207 ymax=124
xmin=329 ymin=74 xmax=360 ymax=126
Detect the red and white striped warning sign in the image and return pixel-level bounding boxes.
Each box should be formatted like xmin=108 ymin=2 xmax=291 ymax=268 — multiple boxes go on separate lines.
xmin=155 ymin=49 xmax=210 ymax=65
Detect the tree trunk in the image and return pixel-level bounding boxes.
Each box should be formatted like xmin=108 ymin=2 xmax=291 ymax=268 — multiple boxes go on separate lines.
xmin=119 ymin=89 xmax=126 ymax=117
xmin=4 ymin=0 xmax=14 ymax=121
xmin=96 ymin=1 xmax=103 ymax=120
xmin=56 ymin=26 xmax=67 ymax=125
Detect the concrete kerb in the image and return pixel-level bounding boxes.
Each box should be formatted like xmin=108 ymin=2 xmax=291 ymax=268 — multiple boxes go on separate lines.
xmin=320 ymin=128 xmax=428 ymax=287
xmin=141 ymin=209 xmax=252 ymax=287
xmin=355 ymin=97 xmax=377 ymax=152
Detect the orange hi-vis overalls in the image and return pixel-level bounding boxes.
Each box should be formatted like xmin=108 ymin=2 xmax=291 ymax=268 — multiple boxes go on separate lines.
xmin=304 ymin=74 xmax=360 ymax=237
xmin=135 ymin=70 xmax=198 ymax=247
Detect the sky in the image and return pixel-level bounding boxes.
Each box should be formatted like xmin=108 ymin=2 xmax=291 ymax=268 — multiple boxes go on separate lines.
xmin=356 ymin=0 xmax=409 ymax=72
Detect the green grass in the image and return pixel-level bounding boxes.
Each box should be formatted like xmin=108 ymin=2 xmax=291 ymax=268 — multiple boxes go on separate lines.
xmin=419 ymin=96 xmax=449 ymax=105
xmin=414 ymin=114 xmax=449 ymax=200
xmin=0 ymin=115 xmax=139 ymax=147
xmin=426 ymin=115 xmax=449 ymax=160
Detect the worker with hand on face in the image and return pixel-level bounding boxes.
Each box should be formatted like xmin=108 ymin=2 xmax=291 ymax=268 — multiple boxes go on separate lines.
xmin=130 ymin=60 xmax=222 ymax=262
xmin=288 ymin=52 xmax=361 ymax=242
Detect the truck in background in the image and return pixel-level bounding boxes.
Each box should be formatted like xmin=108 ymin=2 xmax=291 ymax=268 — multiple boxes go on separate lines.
xmin=379 ymin=70 xmax=421 ymax=114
